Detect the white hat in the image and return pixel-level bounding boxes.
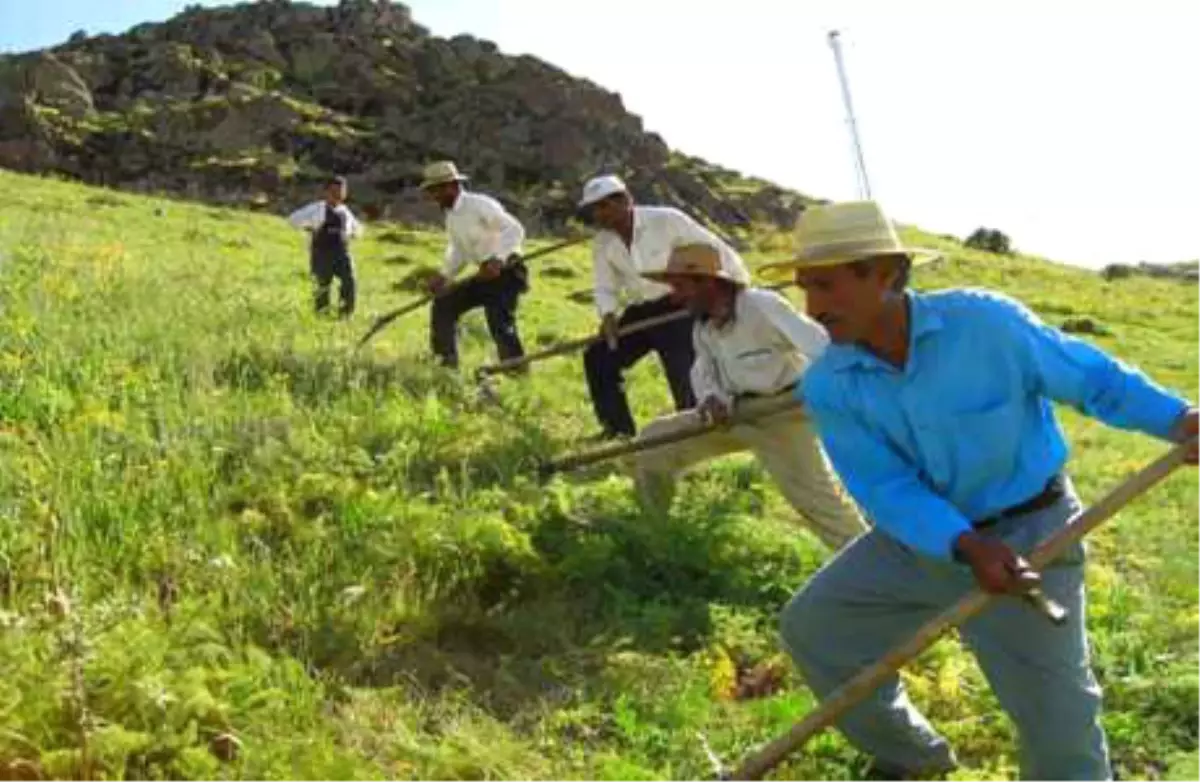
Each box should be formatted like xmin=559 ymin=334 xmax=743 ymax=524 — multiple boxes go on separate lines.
xmin=578 ymin=174 xmax=628 ymax=209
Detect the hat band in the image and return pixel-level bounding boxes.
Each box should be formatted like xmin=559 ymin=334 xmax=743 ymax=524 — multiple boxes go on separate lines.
xmin=797 ymin=236 xmax=908 ymax=262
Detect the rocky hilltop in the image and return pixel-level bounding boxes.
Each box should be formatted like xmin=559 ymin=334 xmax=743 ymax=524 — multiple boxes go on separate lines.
xmin=0 ymin=0 xmax=815 ymax=235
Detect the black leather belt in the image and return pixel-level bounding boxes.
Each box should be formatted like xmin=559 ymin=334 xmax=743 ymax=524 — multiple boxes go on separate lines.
xmin=738 ymin=382 xmax=798 ymax=400
xmin=973 ymin=474 xmax=1066 ymax=530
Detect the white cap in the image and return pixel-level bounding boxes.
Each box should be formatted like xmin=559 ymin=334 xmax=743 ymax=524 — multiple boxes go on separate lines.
xmin=578 ymin=174 xmax=628 ymax=209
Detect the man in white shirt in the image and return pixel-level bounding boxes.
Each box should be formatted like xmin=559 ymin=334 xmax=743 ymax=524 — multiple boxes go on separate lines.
xmin=287 ymin=175 xmax=364 ymax=318
xmin=632 ymin=243 xmax=867 ymax=551
xmin=420 ymin=160 xmax=529 ymax=369
xmin=578 ymin=174 xmax=752 ymax=438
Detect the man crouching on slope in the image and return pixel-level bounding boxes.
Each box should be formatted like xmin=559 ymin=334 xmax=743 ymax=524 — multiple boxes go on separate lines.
xmin=631 ymin=242 xmax=867 ymax=551
xmin=420 ymin=161 xmax=528 ymax=369
xmin=768 ymin=200 xmax=1198 ymax=779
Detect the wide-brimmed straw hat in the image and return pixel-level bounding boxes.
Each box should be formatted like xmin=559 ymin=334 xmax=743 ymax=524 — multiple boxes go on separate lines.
xmin=759 ymin=200 xmax=940 ymax=281
xmin=419 ymin=160 xmax=469 ymax=189
xmin=641 ymin=243 xmax=745 ymax=285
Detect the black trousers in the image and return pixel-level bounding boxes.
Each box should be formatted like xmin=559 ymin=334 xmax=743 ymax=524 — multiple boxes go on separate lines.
xmin=311 ymin=250 xmax=356 ymax=317
xmin=582 ymin=295 xmax=696 ymax=437
xmin=430 ymin=263 xmax=528 ymax=368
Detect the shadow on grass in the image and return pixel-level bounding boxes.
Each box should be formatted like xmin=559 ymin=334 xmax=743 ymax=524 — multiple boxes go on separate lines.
xmin=378 ymin=230 xmax=422 ymax=245
xmin=539 ymin=264 xmax=578 ymax=280
xmin=338 ymin=495 xmax=806 ymax=719
xmin=212 ymin=345 xmax=466 ymax=405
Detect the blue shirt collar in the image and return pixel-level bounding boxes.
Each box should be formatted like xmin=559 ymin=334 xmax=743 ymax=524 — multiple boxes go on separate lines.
xmin=823 ymin=291 xmax=944 ymax=374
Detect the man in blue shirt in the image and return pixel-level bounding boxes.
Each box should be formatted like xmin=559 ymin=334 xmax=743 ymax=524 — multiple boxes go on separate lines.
xmin=761 ymin=200 xmax=1197 ymax=779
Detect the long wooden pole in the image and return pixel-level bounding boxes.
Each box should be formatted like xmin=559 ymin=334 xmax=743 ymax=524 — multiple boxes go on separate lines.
xmin=480 ymin=309 xmax=690 ymax=377
xmin=481 ymin=282 xmax=795 ymax=377
xmin=730 ymin=438 xmax=1195 ymax=780
xmin=540 ymin=393 xmax=801 ymax=478
xmin=355 ymin=236 xmax=587 ymax=351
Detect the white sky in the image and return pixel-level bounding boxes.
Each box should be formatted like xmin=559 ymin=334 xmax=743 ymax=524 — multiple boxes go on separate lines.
xmin=407 ymin=0 xmax=1200 ymax=268
xmin=5 ymin=0 xmax=1197 ymax=267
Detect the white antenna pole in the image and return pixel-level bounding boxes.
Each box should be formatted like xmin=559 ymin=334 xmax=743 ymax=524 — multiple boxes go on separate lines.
xmin=828 ymin=29 xmax=872 ymax=200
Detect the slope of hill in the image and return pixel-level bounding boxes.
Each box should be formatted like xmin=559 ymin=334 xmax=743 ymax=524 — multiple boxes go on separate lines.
xmin=0 ymin=169 xmax=1195 ymax=780
xmin=0 ymin=0 xmax=813 ymax=238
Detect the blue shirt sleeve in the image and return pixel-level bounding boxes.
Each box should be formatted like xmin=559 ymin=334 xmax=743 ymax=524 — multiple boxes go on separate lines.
xmin=795 ymin=380 xmax=972 ymax=560
xmin=994 ymin=294 xmax=1190 ymax=439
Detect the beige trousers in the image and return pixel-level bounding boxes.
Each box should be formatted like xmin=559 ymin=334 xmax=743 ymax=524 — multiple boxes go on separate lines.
xmin=632 ymin=398 xmax=868 ymax=551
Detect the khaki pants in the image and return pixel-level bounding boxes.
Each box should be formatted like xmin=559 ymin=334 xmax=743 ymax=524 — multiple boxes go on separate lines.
xmin=632 ymin=397 xmax=868 ymax=550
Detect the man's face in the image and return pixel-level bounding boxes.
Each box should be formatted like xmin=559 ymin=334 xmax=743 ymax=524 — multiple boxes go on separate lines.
xmin=589 ymin=193 xmax=632 ymax=232
xmin=665 ymin=275 xmax=726 ymax=317
xmin=325 ymin=181 xmax=346 ymax=204
xmin=425 ymin=181 xmax=460 ymax=210
xmin=664 ymin=273 xmax=703 ymax=311
xmin=794 ymin=261 xmax=892 ymax=344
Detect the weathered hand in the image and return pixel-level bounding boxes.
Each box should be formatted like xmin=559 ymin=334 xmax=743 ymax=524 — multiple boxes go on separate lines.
xmin=426 ymin=273 xmax=448 ymax=294
xmin=599 ymin=313 xmax=620 ymax=350
xmin=953 ymin=531 xmax=1028 ymax=595
xmin=1172 ymin=407 xmax=1198 ymax=465
xmin=698 ymin=395 xmax=732 ymax=426
xmin=477 ymin=258 xmax=503 ymax=281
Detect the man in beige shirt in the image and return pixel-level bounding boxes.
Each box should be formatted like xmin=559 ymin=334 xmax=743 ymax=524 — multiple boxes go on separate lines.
xmin=632 ymin=243 xmax=867 ymax=551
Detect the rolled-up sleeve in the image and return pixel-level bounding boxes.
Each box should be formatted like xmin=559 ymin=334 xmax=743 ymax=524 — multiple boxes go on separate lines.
xmin=474 ymin=197 xmax=525 ymax=260
xmin=288 ymin=202 xmax=322 ymax=230
xmin=798 ymin=379 xmax=973 ymax=560
xmin=592 ymin=239 xmax=621 ymax=317
xmin=443 ymin=237 xmax=465 ymax=279
xmin=344 ymin=208 xmax=364 ymax=239
xmin=753 ymin=289 xmax=830 ymax=362
xmin=999 ymin=295 xmax=1190 ymax=439
xmin=690 ymin=331 xmax=730 ymax=407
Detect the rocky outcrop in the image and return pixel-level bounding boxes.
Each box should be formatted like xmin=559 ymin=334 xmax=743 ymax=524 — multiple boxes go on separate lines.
xmin=0 ymin=0 xmax=817 ymax=234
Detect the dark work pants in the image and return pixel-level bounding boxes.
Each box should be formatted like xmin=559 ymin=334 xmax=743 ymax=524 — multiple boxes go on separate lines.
xmin=311 ymin=250 xmax=356 ymax=317
xmin=430 ymin=263 xmax=528 ymax=368
xmin=582 ymin=295 xmax=696 ymax=437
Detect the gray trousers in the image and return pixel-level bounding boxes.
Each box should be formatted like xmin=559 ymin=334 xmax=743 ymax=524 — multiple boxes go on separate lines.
xmin=779 ymin=479 xmax=1111 ymax=780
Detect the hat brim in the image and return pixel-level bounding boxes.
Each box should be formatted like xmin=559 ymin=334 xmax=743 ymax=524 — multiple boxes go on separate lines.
xmin=420 ymin=175 xmax=469 ymax=190
xmin=577 ymin=188 xmax=628 ymax=211
xmin=756 ymin=247 xmax=942 ymax=281
xmin=641 ymin=269 xmax=744 ymax=285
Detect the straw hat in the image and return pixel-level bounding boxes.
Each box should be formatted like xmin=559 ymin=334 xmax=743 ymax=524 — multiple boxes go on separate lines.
xmin=419 ymin=160 xmax=469 ymax=189
xmin=759 ymin=200 xmax=940 ymax=280
xmin=641 ymin=243 xmax=744 ymax=284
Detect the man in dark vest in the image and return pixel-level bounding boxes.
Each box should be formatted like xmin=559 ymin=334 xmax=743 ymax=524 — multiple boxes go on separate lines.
xmin=288 ymin=175 xmax=364 ymax=318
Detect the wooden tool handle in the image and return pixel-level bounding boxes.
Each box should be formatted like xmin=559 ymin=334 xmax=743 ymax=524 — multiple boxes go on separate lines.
xmin=730 ymin=439 xmax=1194 ymax=780
xmin=480 ymin=309 xmax=691 ymax=377
xmin=541 ymin=394 xmax=802 ymax=477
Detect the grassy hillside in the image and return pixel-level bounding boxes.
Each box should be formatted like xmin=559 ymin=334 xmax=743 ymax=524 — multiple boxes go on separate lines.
xmin=0 ymin=169 xmax=1195 ymax=780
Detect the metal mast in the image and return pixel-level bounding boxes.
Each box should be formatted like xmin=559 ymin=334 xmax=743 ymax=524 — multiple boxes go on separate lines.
xmin=828 ymin=30 xmax=873 ymax=200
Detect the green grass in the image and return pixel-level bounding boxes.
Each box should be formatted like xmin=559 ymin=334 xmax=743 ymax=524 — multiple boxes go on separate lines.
xmin=0 ymin=169 xmax=1195 ymax=780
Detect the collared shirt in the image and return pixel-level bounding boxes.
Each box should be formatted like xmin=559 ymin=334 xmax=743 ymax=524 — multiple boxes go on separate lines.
xmin=443 ymin=191 xmax=525 ymax=279
xmin=798 ymin=288 xmax=1189 ymax=561
xmin=287 ymin=201 xmax=364 ymax=238
xmin=591 ymin=205 xmax=751 ymax=317
xmin=692 ymin=287 xmax=829 ymax=405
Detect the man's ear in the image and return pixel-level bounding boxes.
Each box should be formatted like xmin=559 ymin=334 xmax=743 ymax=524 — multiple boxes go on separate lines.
xmin=878 ymin=255 xmax=906 ymax=295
